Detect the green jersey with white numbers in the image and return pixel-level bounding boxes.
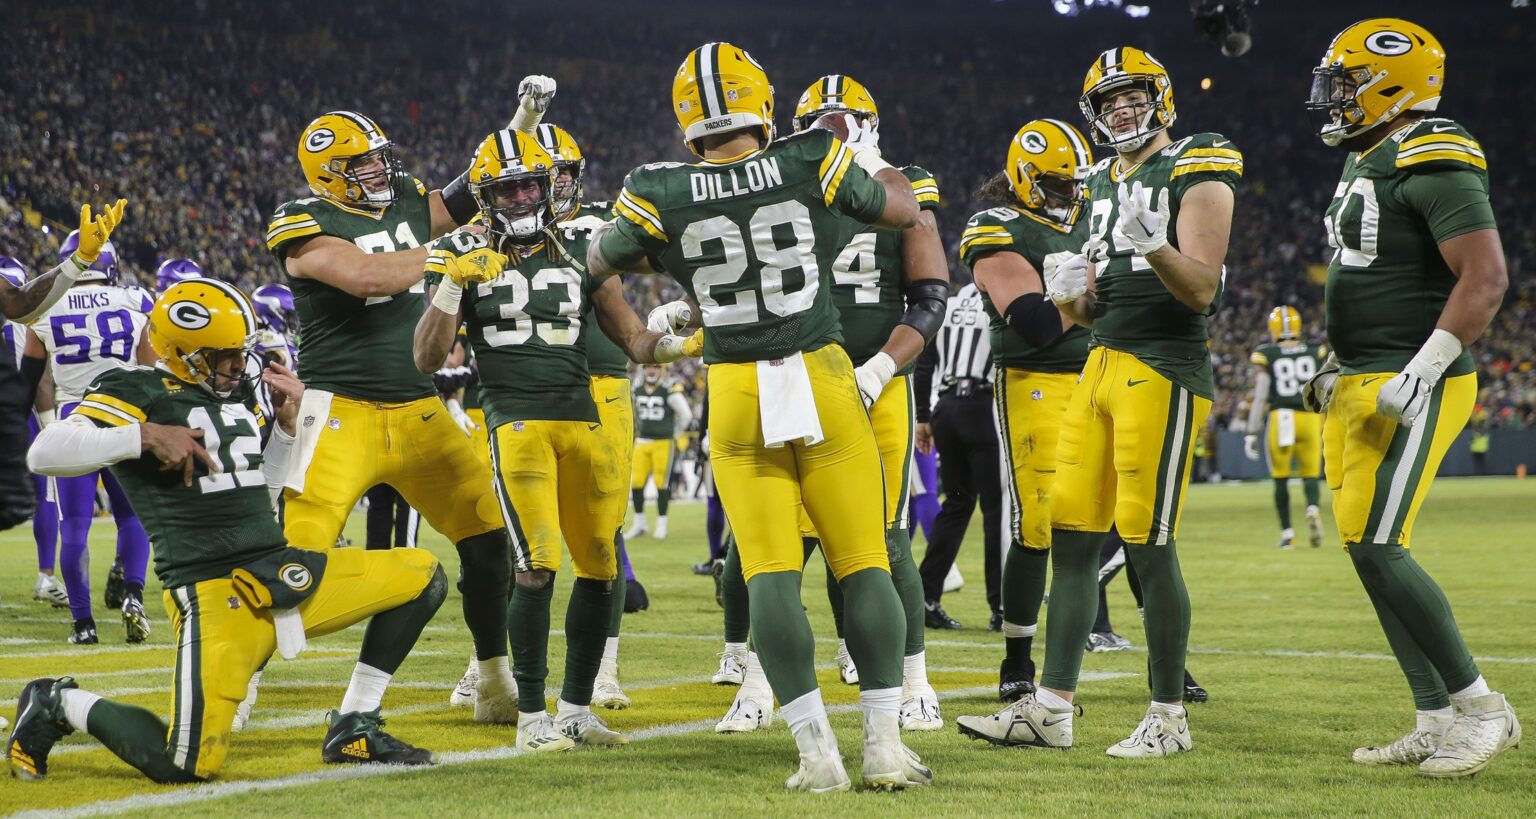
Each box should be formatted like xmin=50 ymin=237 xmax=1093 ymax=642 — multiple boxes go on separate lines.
xmin=267 ymin=173 xmax=436 ymax=402
xmin=960 ymin=205 xmax=1092 ymax=373
xmin=1081 ymin=132 xmax=1243 ymax=398
xmin=828 ymin=165 xmax=940 ymax=372
xmin=1323 ymin=118 xmax=1493 ymax=377
xmin=599 ymin=129 xmax=890 ymax=364
xmin=563 ymin=201 xmax=631 ymax=379
xmin=425 ymin=226 xmax=603 ymax=428
xmin=75 ymin=367 xmax=282 ymax=587
xmin=1251 ymin=342 xmax=1327 ymax=411
xmin=633 ymin=380 xmax=684 ymax=439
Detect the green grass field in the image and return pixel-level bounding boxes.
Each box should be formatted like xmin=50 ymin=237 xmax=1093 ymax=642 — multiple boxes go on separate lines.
xmin=2 ymin=479 xmax=1533 ymax=817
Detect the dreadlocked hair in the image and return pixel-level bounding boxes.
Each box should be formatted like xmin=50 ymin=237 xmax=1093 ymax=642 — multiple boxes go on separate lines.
xmin=975 ymin=172 xmax=1021 ymax=206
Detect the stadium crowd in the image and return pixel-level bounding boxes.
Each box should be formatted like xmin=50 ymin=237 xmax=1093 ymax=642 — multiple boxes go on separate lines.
xmin=4 ymin=0 xmax=1532 ymax=427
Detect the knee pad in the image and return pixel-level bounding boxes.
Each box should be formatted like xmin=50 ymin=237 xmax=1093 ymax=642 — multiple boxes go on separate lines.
xmin=515 ymin=569 xmax=554 ymax=590
xmin=422 ymin=565 xmax=449 ymax=611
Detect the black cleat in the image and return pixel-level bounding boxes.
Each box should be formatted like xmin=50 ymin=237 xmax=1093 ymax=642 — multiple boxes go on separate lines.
xmin=8 ymin=677 xmax=77 ymax=780
xmin=988 ymin=611 xmax=1004 ymax=633
xmin=999 ymin=656 xmax=1036 ymax=702
xmin=924 ymin=602 xmax=962 ymax=630
xmin=691 ymin=562 xmax=715 ymax=576
xmin=710 ymin=559 xmax=725 ymax=609
xmin=624 ymin=579 xmax=650 ymax=613
xmin=104 ymin=560 xmax=125 ymax=611
xmin=123 ymin=596 xmax=151 ymax=644
xmin=322 ymin=709 xmax=435 ymax=766
xmin=1184 ymin=671 xmax=1209 ymax=704
xmin=68 ymin=620 xmax=98 ymax=645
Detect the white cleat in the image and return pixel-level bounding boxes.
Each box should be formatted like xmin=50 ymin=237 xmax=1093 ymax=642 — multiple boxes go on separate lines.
xmin=474 ymin=665 xmax=520 ymax=724
xmin=861 ymin=710 xmax=932 ymax=790
xmin=592 ymin=660 xmax=631 ymax=710
xmin=1106 ymin=703 xmax=1192 ymax=758
xmin=449 ymin=655 xmax=478 ymax=708
xmin=1353 ymin=728 xmax=1446 ymax=765
xmin=557 ymin=710 xmax=629 ymax=747
xmin=1419 ymin=693 xmax=1520 ymax=778
xmin=33 ymin=573 xmax=69 ymax=608
xmin=899 ymin=689 xmax=944 ymax=732
xmin=786 ymin=715 xmax=850 ymax=793
xmin=516 ymin=712 xmax=577 ymax=754
xmin=1305 ymin=505 xmax=1325 ymax=548
xmin=943 ymin=563 xmax=964 ymax=593
xmin=716 ymin=686 xmax=775 ymax=733
xmin=624 ymin=518 xmax=648 ymax=540
xmin=712 ymin=649 xmax=747 ymax=685
xmin=231 ymin=672 xmax=262 ymax=733
xmin=835 ymin=644 xmax=860 ymax=686
xmin=955 ymin=692 xmax=1074 ymax=748
xmin=654 ymin=517 xmax=668 ymax=539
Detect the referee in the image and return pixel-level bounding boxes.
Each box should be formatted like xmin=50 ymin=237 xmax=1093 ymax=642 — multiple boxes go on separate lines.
xmin=914 ymin=281 xmax=1005 ymax=630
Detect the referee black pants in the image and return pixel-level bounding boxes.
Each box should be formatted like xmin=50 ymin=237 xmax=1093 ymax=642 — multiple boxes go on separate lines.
xmin=365 ymin=484 xmax=421 ymax=549
xmin=918 ymin=391 xmax=1005 ymax=611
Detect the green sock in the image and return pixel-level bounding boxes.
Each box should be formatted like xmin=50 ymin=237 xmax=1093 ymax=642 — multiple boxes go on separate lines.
xmin=562 ymin=577 xmax=614 ymax=706
xmin=839 ymin=567 xmax=905 ymax=690
xmin=359 ymin=565 xmax=447 ymax=673
xmin=1350 ymin=542 xmax=1480 ymax=694
xmin=721 ymin=533 xmax=751 ymax=643
xmin=1358 ymin=564 xmax=1451 ymax=710
xmin=509 ymin=577 xmax=555 ymax=713
xmin=887 ymin=526 xmax=926 ymax=657
xmin=1041 ymin=529 xmax=1105 ymax=694
xmin=1003 ymin=543 xmax=1049 ymax=663
xmin=631 ymin=489 xmax=645 ymax=515
xmin=84 ymin=698 xmax=199 ymax=784
xmin=1273 ymin=479 xmax=1292 ymax=530
xmin=454 ymin=531 xmax=511 ymax=661
xmin=811 ymin=538 xmax=849 ymax=640
xmin=1125 ymin=540 xmax=1191 ymax=704
xmin=657 ymin=488 xmax=670 ymax=516
xmin=1302 ymin=478 xmax=1321 ymax=508
xmin=747 ymin=570 xmax=818 ymax=702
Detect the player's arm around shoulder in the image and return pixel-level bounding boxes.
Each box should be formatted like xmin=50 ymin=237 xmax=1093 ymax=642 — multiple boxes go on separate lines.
xmin=271 ymin=200 xmax=431 ymax=299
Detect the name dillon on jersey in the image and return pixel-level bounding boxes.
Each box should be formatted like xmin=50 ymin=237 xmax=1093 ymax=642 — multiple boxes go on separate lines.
xmin=690 ymin=157 xmax=785 ymax=202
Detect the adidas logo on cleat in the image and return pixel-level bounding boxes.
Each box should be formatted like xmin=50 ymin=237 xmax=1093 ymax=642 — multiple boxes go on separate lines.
xmin=340 ymin=739 xmax=370 ymax=760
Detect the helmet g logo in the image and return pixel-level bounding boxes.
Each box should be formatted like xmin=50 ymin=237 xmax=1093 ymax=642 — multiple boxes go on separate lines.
xmin=305 ymin=128 xmax=336 ymax=153
xmin=167 ymin=300 xmax=212 ymax=330
xmin=280 ymin=563 xmax=313 ymax=591
xmin=1019 ymin=131 xmax=1050 ymax=154
xmin=1364 ymin=31 xmax=1412 ymax=56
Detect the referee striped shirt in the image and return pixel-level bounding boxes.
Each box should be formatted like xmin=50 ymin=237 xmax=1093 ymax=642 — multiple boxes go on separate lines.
xmin=935 ymin=283 xmax=992 ymax=387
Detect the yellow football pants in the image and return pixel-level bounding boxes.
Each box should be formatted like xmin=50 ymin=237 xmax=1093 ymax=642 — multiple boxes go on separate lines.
xmin=592 ymin=376 xmax=636 ymax=511
xmin=1323 ymin=372 xmax=1474 ymax=547
xmin=709 ymin=344 xmax=887 ymax=582
xmin=631 ymin=438 xmax=674 ymax=491
xmin=1267 ymin=408 xmax=1323 ymax=479
xmin=869 ymin=373 xmax=916 ymax=530
xmin=466 ymin=407 xmax=490 ymax=470
xmin=282 ymin=395 xmax=501 ymax=549
xmin=489 ymin=418 xmax=627 ymax=579
xmin=1052 ymin=347 xmax=1212 ymax=545
xmin=160 ymin=547 xmax=439 ymax=780
xmin=996 ymin=368 xmax=1079 ymax=549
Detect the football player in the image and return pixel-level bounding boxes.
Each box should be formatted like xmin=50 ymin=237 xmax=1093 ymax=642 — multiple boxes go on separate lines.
xmin=626 ymin=363 xmax=693 ymax=540
xmin=414 ymin=129 xmax=691 ymax=753
xmin=1243 ymin=306 xmax=1327 ymax=549
xmin=22 ymin=228 xmax=156 ymax=645
xmin=265 ymin=110 xmax=521 ymax=723
xmin=154 ymin=258 xmax=204 ymax=293
xmin=0 ymin=202 xmax=127 ymax=327
xmin=949 ymin=119 xmax=1094 ymax=733
xmin=589 ymin=42 xmax=930 ymax=792
xmin=251 ymin=283 xmax=298 ymax=367
xmin=13 ymin=279 xmax=446 ymax=782
xmin=992 ymin=47 xmax=1241 ymax=757
xmin=1304 ymin=18 xmax=1517 ymax=777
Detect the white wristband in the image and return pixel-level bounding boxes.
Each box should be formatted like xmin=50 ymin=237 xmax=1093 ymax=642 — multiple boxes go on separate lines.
xmin=508 ymin=105 xmax=543 ymax=134
xmin=62 ymin=255 xmax=89 ymax=281
xmin=1407 ymin=329 xmax=1463 ymax=384
xmin=431 ymin=278 xmax=464 ymax=314
xmin=852 ymin=149 xmax=895 ymax=178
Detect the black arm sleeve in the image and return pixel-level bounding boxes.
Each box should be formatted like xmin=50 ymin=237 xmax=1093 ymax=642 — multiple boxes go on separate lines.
xmin=440 ymin=170 xmax=478 ymax=226
xmin=1003 ymin=292 xmax=1066 ymax=349
xmin=898 ymin=279 xmax=950 ymax=342
xmin=18 ymin=354 xmax=45 ymax=411
xmin=913 ymin=341 xmax=939 ymax=423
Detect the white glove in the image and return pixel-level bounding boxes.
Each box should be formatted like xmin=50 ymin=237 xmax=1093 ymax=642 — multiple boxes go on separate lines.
xmin=1243 ymin=434 xmax=1261 ymax=461
xmin=654 ymin=334 xmax=688 ymax=363
xmin=1044 ymin=252 xmax=1089 ymax=305
xmin=1300 ymin=353 xmax=1340 ymax=414
xmin=853 ymin=352 xmax=897 ymax=409
xmin=518 ymin=75 xmax=557 ymax=113
xmin=1116 ymin=181 xmax=1170 ymax=256
xmin=841 ymin=113 xmax=895 ymax=177
xmin=445 ymin=398 xmax=478 ymax=436
xmin=1376 ymin=329 xmax=1462 ymax=426
xmin=647 ymin=300 xmax=692 ymax=334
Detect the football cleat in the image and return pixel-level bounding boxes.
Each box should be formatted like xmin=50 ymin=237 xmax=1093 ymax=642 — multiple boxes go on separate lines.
xmin=556 ymin=710 xmax=629 ymax=747
xmin=1305 ymin=505 xmax=1325 ymax=548
xmin=68 ymin=621 xmax=97 ymax=645
xmin=899 ymin=689 xmax=944 ymax=732
xmin=32 ymin=574 xmax=69 ymax=609
xmin=449 ymin=656 xmax=478 ymax=708
xmin=1277 ymin=530 xmax=1296 ymax=551
xmin=712 ymin=649 xmax=747 ymax=686
xmin=999 ymin=656 xmax=1036 ymax=703
xmin=623 ymin=518 xmax=648 ymax=540
xmin=785 ymin=715 xmax=850 ymax=793
xmin=104 ymin=559 xmax=125 ymax=611
xmin=516 ymin=713 xmax=576 ymax=754
xmin=710 ymin=559 xmax=725 ymax=608
xmin=988 ymin=611 xmax=1004 ymax=633
xmin=1419 ymin=693 xmax=1520 ymax=778
xmin=834 ymin=644 xmax=860 ymax=686
xmin=592 ymin=661 xmax=631 ymax=710
xmin=861 ymin=710 xmax=932 ymax=790
xmin=1106 ymin=703 xmax=1192 ymax=758
xmin=715 ymin=686 xmax=774 ymax=733
xmin=1087 ymin=631 xmax=1132 ymax=653
xmin=122 ymin=596 xmax=150 ymax=644
xmin=1183 ymin=672 xmax=1209 ymax=704
xmin=473 ymin=664 xmax=519 ymax=724
xmin=924 ymin=602 xmax=963 ymax=630
xmin=654 ymin=518 xmax=668 ymax=539
xmin=691 ymin=562 xmax=715 ymax=576
xmin=1353 ymin=728 xmax=1446 ymax=766
xmin=322 ymin=709 xmax=435 ymax=765
xmin=956 ymin=693 xmax=1074 ymax=749
xmin=7 ymin=677 xmax=77 ymax=781
xmin=624 ymin=579 xmax=649 ymax=613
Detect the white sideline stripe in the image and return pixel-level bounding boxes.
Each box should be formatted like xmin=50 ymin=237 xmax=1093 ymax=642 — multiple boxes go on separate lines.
xmin=20 ymin=685 xmax=1004 ymax=819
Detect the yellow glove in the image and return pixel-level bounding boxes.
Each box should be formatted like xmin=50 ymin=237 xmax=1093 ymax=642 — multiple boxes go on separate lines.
xmin=443 ymin=248 xmax=507 ymax=286
xmin=683 ymin=329 xmax=705 ymax=358
xmin=74 ymin=199 xmax=128 ymax=264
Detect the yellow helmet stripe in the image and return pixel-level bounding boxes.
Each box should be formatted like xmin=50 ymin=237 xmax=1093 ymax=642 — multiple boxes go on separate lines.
xmin=696 ymin=42 xmax=727 ymax=119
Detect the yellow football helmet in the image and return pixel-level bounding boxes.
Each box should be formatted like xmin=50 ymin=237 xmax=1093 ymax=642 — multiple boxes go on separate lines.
xmin=1079 ymin=47 xmax=1176 ymax=151
xmin=297 ymin=111 xmax=401 ymax=209
xmin=533 ymin=123 xmax=586 ymax=221
xmin=1267 ymin=306 xmax=1302 ymax=342
xmin=149 ymin=279 xmax=259 ymax=398
xmin=1006 ymin=119 xmax=1093 ymax=227
xmin=793 ymin=75 xmax=879 ymax=132
xmin=467 ymin=130 xmax=557 ymax=244
xmin=1308 ymin=19 xmax=1445 ymax=147
xmin=673 ymin=42 xmax=774 ymax=157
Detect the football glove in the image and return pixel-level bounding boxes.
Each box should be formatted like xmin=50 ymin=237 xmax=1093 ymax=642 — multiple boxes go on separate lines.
xmin=518 ymin=75 xmax=557 ymax=113
xmin=446 ymin=398 xmax=479 ymax=435
xmin=853 ymin=351 xmax=897 ymax=408
xmin=648 ymin=300 xmax=692 ymax=334
xmin=74 ymin=199 xmax=128 ymax=265
xmin=1243 ymin=434 xmax=1261 ymax=461
xmin=443 ymin=248 xmax=506 ymax=287
xmin=683 ymin=329 xmax=704 ymax=358
xmin=1044 ymin=252 xmax=1089 ymax=305
xmin=654 ymin=334 xmax=689 ymax=363
xmin=1376 ymin=329 xmax=1462 ymax=427
xmin=1116 ymin=181 xmax=1170 ymax=256
xmin=1300 ymin=353 xmax=1340 ymax=414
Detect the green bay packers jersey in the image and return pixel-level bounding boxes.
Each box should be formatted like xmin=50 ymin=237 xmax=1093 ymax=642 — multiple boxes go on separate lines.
xmin=961 ymin=205 xmax=1092 ymax=373
xmin=634 ymin=381 xmax=683 ymax=439
xmin=425 ymin=226 xmax=603 ymax=428
xmin=564 ymin=201 xmax=631 ymax=379
xmin=829 ymin=165 xmax=940 ymax=373
xmin=267 ymin=173 xmax=435 ymax=402
xmin=1251 ymin=341 xmax=1327 ymax=411
xmin=1323 ymin=118 xmax=1492 ymax=377
xmin=1081 ymin=132 xmax=1243 ymax=398
xmin=599 ymin=128 xmax=889 ymax=364
xmin=74 ymin=367 xmax=284 ymax=588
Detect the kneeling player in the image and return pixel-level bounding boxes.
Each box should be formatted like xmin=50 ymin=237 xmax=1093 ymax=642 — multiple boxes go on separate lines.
xmin=10 ymin=280 xmax=446 ymax=782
